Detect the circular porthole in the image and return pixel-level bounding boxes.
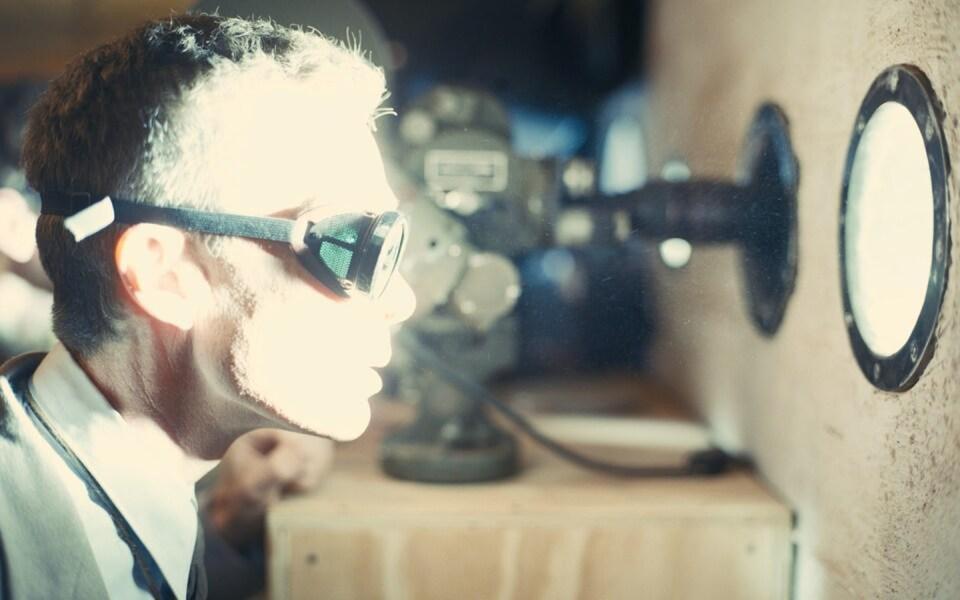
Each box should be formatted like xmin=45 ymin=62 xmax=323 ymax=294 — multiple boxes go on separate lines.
xmin=840 ymin=65 xmax=951 ymax=391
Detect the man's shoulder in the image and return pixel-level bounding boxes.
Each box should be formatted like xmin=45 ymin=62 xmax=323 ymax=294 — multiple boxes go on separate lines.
xmin=0 ymin=351 xmax=109 ymax=599
xmin=0 ymin=351 xmax=51 ymax=513
xmin=0 ymin=353 xmax=45 ymax=436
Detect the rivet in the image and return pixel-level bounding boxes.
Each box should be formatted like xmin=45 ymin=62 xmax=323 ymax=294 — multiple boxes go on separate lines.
xmin=886 ymin=69 xmax=899 ymax=92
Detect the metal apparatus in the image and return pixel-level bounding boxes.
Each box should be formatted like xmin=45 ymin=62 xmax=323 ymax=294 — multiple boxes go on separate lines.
xmin=382 ymin=86 xmax=555 ymax=483
xmin=382 ymin=89 xmax=798 ymax=483
xmin=576 ymin=103 xmax=800 ymax=336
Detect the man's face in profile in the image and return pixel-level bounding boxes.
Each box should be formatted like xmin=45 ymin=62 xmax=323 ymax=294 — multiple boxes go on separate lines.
xmin=191 ymin=117 xmax=414 ymax=442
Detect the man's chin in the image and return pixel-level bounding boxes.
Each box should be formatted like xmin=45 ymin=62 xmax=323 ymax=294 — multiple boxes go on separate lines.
xmin=265 ymin=395 xmax=373 ymax=442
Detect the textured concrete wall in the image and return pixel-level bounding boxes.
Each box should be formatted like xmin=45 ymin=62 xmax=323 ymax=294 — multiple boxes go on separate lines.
xmin=644 ymin=1 xmax=960 ymax=598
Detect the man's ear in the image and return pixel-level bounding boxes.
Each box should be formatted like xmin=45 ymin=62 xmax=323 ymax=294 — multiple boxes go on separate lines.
xmin=115 ymin=223 xmax=212 ymax=331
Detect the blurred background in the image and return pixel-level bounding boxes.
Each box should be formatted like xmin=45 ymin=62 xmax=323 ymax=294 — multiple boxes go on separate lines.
xmin=1 ymin=1 xmax=959 ymax=600
xmin=0 ymin=0 xmax=659 ymax=377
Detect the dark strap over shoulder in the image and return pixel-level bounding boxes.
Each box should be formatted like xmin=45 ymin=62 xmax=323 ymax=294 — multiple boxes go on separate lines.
xmin=0 ymin=528 xmax=8 ymax=600
xmin=2 ymin=352 xmax=207 ymax=600
xmin=187 ymin=516 xmax=208 ymax=600
xmin=20 ymin=384 xmax=177 ymax=600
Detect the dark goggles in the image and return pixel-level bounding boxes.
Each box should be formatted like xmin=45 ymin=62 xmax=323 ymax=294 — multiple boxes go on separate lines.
xmin=41 ymin=191 xmax=408 ymax=300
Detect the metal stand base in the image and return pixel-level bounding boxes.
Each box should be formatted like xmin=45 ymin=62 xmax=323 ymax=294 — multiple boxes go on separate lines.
xmin=381 ymin=409 xmax=519 ymax=483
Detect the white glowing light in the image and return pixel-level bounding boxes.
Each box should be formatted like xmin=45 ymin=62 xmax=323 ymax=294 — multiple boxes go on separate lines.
xmin=657 ymin=161 xmax=693 ymax=269
xmin=659 ymin=238 xmax=692 ymax=269
xmin=660 ymin=159 xmax=691 ymax=182
xmin=554 ymin=208 xmax=595 ymax=246
xmin=0 ymin=188 xmax=39 ymax=263
xmin=599 ymin=116 xmax=646 ymax=194
xmin=845 ymin=101 xmax=934 ymax=357
xmin=562 ymin=158 xmax=596 ymax=197
xmin=400 ymin=109 xmax=436 ymax=144
xmin=541 ymin=248 xmax=576 ymax=284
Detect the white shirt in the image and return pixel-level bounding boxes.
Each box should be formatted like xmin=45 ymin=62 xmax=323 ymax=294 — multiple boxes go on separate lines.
xmin=28 ymin=343 xmax=212 ymax=599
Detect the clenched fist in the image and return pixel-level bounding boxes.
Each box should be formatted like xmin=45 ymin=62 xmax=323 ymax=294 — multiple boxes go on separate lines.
xmin=202 ymin=429 xmax=334 ymax=550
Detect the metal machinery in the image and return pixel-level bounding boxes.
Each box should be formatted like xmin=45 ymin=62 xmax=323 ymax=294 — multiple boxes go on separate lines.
xmin=383 ymin=86 xmax=558 ymax=482
xmin=582 ymin=103 xmax=799 ymax=336
xmin=381 ymin=85 xmax=798 ymax=483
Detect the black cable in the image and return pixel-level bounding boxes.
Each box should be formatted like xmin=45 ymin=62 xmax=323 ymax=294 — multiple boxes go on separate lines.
xmin=396 ymin=330 xmax=733 ymax=477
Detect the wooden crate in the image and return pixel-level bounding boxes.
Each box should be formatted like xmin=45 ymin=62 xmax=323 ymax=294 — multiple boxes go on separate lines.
xmin=268 ymin=399 xmax=792 ymax=600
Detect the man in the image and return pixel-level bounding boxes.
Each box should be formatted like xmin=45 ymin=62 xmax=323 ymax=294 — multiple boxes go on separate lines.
xmin=0 ymin=79 xmax=338 ymax=600
xmin=0 ymin=12 xmax=413 ymax=600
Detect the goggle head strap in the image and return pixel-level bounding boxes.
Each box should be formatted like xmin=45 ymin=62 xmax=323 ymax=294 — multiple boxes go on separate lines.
xmin=40 ymin=191 xmax=294 ymax=243
xmin=39 ymin=191 xmax=404 ymax=300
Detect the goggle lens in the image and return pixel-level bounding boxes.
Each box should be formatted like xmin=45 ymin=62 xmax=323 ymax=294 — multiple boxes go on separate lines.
xmin=296 ymin=210 xmax=407 ymax=299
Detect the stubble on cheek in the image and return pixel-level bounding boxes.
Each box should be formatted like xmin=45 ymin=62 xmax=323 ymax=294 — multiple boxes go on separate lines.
xmin=203 ymin=248 xmax=288 ymax=426
xmin=212 ymin=243 xmax=376 ymax=439
xmin=225 ymin=282 xmax=331 ymax=428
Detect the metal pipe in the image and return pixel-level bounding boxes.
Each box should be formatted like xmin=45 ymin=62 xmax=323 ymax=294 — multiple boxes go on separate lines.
xmin=585 ymin=180 xmax=751 ymax=243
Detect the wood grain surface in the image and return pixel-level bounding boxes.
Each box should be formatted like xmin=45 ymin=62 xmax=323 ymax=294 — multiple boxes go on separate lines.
xmin=268 ymin=395 xmax=792 ymax=600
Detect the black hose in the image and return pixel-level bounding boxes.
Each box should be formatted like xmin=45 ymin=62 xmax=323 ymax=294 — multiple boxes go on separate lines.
xmin=396 ymin=330 xmax=734 ymax=477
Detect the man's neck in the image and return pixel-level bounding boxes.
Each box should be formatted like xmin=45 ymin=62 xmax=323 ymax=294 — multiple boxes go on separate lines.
xmin=74 ymin=331 xmax=250 ymax=461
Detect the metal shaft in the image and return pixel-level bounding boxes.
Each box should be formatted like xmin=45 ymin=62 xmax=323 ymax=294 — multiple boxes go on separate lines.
xmin=602 ymin=180 xmax=751 ymax=243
